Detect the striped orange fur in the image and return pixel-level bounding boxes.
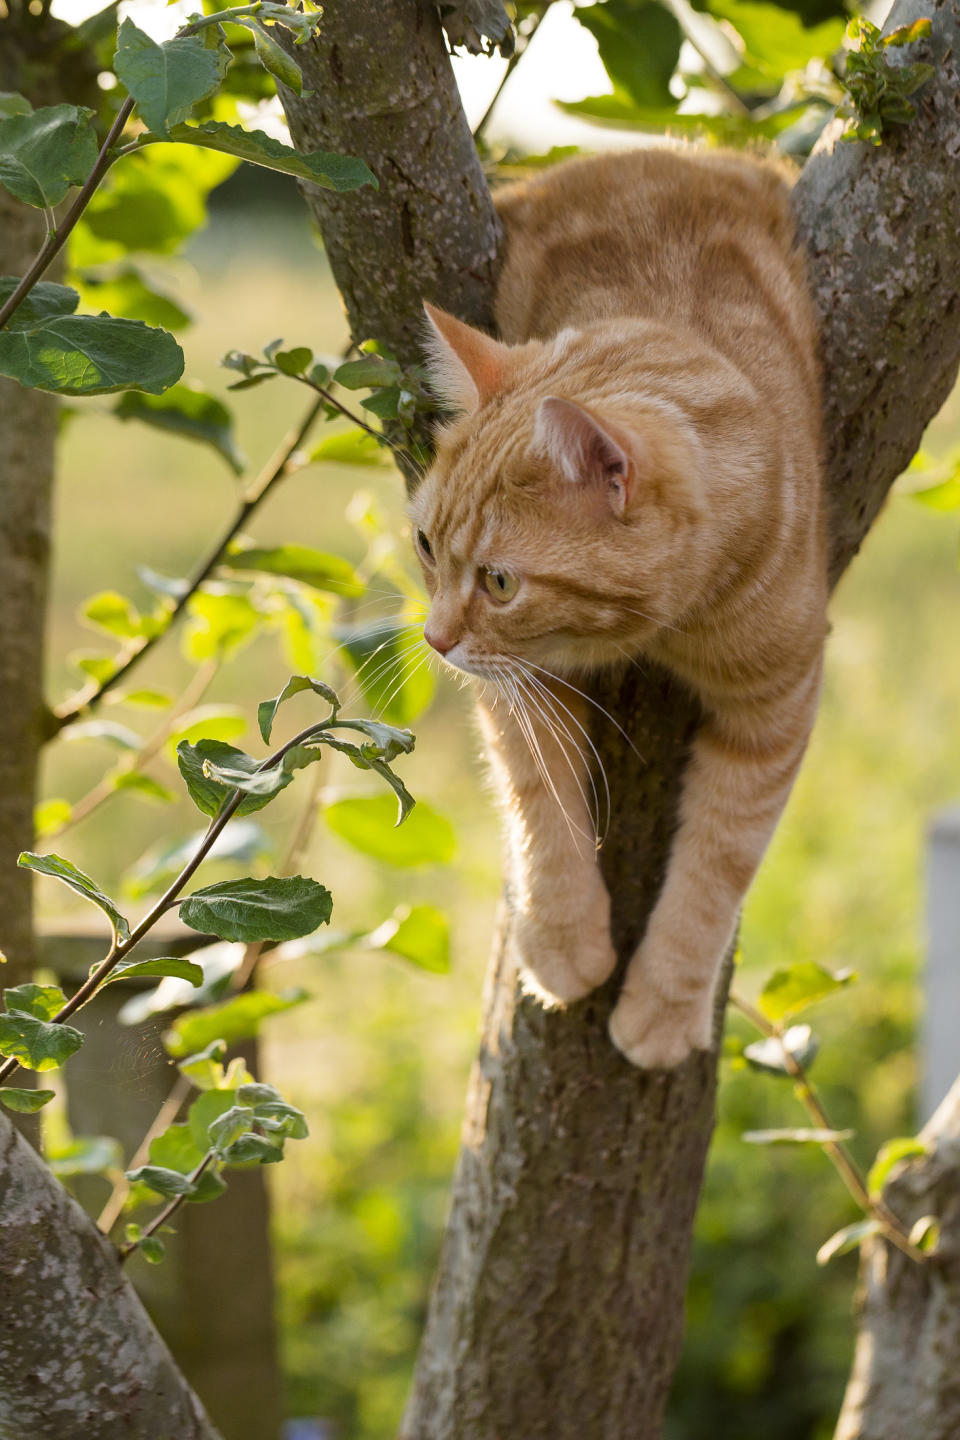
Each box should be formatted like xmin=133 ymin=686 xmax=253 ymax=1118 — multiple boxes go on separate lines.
xmin=410 ymin=147 xmax=827 ymax=1068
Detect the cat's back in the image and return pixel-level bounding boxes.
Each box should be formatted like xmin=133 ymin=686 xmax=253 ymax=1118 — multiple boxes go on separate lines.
xmin=493 ymin=147 xmax=818 ymax=410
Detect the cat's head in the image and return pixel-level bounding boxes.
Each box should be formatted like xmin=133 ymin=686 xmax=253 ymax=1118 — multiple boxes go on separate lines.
xmin=409 ymin=304 xmax=707 ymax=684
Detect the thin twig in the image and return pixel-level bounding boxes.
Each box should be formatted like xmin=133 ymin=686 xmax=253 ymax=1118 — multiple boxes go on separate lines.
xmin=118 ymin=1151 xmax=215 ymax=1262
xmin=48 ymin=661 xmax=218 ymax=841
xmin=50 ymin=395 xmax=325 ymax=730
xmin=0 ymin=96 xmax=135 ymax=333
xmin=730 ymin=992 xmax=925 ymax=1264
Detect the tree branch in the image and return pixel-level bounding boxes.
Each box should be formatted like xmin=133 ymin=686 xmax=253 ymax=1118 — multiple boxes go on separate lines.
xmin=276 ymin=0 xmax=960 ymax=1435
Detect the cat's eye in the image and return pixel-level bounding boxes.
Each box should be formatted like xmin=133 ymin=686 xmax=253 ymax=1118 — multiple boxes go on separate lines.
xmin=416 ymin=528 xmax=434 ymax=562
xmin=482 ymin=568 xmax=519 ymax=604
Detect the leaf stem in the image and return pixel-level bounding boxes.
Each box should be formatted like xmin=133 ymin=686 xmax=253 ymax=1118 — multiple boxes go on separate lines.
xmin=0 ymin=96 xmax=135 ymax=333
xmin=118 ymin=1150 xmax=215 ymax=1262
xmin=50 ymin=395 xmax=324 ymax=730
xmin=730 ymin=992 xmax=925 ymax=1263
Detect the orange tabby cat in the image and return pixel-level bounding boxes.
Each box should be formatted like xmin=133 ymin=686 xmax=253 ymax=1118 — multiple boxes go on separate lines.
xmin=410 ymin=147 xmax=827 ymax=1068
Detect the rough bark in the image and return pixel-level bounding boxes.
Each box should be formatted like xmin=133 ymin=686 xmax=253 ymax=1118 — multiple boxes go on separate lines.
xmin=278 ymin=0 xmax=501 ymax=367
xmin=834 ymin=1076 xmax=960 ymax=1440
xmin=280 ymin=2 xmax=960 ymax=1436
xmin=0 ymin=1109 xmax=221 ymax=1440
xmin=0 ymin=191 xmax=55 ymax=1001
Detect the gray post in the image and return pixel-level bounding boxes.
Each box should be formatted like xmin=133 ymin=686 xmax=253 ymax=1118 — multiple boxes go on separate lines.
xmin=924 ymin=805 xmax=960 ymax=1121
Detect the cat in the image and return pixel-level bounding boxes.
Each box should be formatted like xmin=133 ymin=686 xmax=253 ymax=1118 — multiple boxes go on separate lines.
xmin=409 ymin=147 xmax=827 ymax=1069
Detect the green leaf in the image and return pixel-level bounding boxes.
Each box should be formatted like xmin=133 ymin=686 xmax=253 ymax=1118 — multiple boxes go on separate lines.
xmin=816 ymin=1219 xmax=881 ymax=1265
xmin=207 ymin=1103 xmax=257 ymax=1154
xmin=165 ymin=120 xmax=376 ymax=191
xmin=4 ymin=983 xmax=66 ymax=1021
xmin=912 ymin=469 xmax=960 ymax=511
xmin=103 ymin=956 xmax=203 ymax=987
xmin=223 ymin=541 xmax=363 ymax=597
xmin=324 ymin=795 xmax=453 ymax=866
xmin=167 ymin=706 xmax=247 ymax=755
xmin=0 ymin=1086 xmax=55 ymax=1112
xmin=165 ymin=988 xmax=309 ymax=1058
xmin=188 ymin=1086 xmax=237 ymax=1147
xmin=250 ymin=20 xmax=305 ymax=94
xmin=575 ymin=1 xmax=681 ymax=108
xmin=81 ymin=590 xmax=151 ymax=640
xmin=0 ymin=104 xmax=97 ymax=208
xmin=47 ymin=1134 xmax=121 ymax=1176
xmin=113 ymin=687 xmax=172 ymax=708
xmin=111 ymin=770 xmax=176 ymax=805
xmin=258 ymin=673 xmax=340 ymax=744
xmin=0 ymin=94 xmax=32 ymax=120
xmin=223 ymin=1131 xmax=284 ymax=1165
xmin=310 ymin=428 xmax=389 ymax=467
xmin=148 ymin=1121 xmax=204 ymax=1174
xmin=114 ymin=19 xmax=224 ymax=137
xmin=0 ymin=314 xmax=184 ymax=397
xmin=124 ymin=1163 xmax=197 ymax=1198
xmin=758 ymin=962 xmax=856 ymax=1023
xmin=77 ymin=141 xmax=237 ymax=259
xmin=35 ymin=798 xmax=72 ymax=837
xmin=273 ymin=345 xmax=313 ymax=376
xmin=742 ymin=1127 xmax=855 ymax=1145
xmin=18 ymin=851 xmax=130 ymax=942
xmin=359 ymin=386 xmax=400 ymax=420
xmin=364 ymin=904 xmax=450 ymax=974
xmin=867 ymin=1136 xmax=929 ymax=1197
xmin=139 ymin=1235 xmax=167 ymax=1263
xmin=178 ymin=875 xmax=333 ymax=942
xmin=742 ymin=1024 xmax=819 ymax=1076
xmin=707 ymin=0 xmax=845 ymax=79
xmin=75 ymin=265 xmax=192 ymax=332
xmin=909 ymin=1215 xmax=940 ymax=1253
xmin=183 ymin=589 xmax=261 ymax=662
xmin=0 ymin=1012 xmax=83 ymax=1072
xmin=333 ymin=355 xmax=402 ymax=390
xmin=177 ymin=738 xmax=290 ymax=817
xmin=249 ymin=1098 xmax=308 ymax=1139
xmin=114 ymin=385 xmax=245 ymax=475
xmin=0 ymin=278 xmax=79 ymax=330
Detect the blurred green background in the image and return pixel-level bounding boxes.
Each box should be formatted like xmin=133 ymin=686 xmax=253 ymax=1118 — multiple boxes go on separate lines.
xmin=39 ymin=155 xmax=960 ymax=1440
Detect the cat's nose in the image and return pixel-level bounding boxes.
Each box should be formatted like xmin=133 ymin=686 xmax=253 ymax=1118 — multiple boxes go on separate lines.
xmin=424 ymin=624 xmax=455 ymax=655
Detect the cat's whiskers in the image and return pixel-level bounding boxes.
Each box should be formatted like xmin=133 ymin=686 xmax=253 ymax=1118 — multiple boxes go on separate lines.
xmin=518 ymin=657 xmax=644 ymax=761
xmin=496 ymin=671 xmax=593 ymax=849
xmin=510 ymin=668 xmax=602 ymax=849
xmin=375 ymin=647 xmax=432 ymax=721
xmin=514 ymin=662 xmax=610 ymax=843
xmin=339 ymin=632 xmax=426 ymax=709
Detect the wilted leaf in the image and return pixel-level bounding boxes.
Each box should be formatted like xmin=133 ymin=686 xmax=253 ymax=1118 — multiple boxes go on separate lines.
xmin=18 ymin=851 xmax=130 ymax=942
xmin=257 ymin=673 xmax=340 ymax=743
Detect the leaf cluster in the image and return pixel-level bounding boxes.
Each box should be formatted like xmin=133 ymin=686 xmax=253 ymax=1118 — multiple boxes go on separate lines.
xmin=837 ymin=17 xmax=934 ymax=146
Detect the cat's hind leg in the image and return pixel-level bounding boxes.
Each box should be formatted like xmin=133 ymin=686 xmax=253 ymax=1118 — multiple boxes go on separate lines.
xmin=609 ymin=660 xmax=821 ymax=1068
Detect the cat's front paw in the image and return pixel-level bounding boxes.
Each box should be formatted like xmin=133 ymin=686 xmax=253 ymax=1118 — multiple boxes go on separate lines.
xmin=608 ymin=984 xmax=714 ymax=1069
xmin=515 ymin=909 xmax=616 ymax=1005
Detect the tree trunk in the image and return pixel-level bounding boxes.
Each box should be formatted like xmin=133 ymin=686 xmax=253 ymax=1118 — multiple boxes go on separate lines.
xmin=0 ymin=190 xmax=55 ymax=1003
xmin=0 ymin=1109 xmax=221 ymax=1439
xmin=834 ymin=1076 xmax=960 ymax=1440
xmin=285 ymin=1 xmax=960 ymax=1435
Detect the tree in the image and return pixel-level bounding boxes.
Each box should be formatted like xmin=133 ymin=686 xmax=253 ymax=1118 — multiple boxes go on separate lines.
xmin=1 ymin=0 xmax=959 ymax=1435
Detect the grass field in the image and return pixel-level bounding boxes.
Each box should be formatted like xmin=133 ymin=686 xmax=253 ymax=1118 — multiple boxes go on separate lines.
xmin=41 ymin=192 xmax=960 ymax=1437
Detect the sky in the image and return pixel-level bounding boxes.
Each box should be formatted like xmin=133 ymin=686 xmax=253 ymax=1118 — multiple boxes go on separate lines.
xmin=51 ymin=0 xmax=628 ymax=151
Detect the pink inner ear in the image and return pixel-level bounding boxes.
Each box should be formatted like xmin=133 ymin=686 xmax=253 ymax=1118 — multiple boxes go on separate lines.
xmin=535 ymin=396 xmax=631 ymax=513
xmin=422 ymin=302 xmax=508 ymax=414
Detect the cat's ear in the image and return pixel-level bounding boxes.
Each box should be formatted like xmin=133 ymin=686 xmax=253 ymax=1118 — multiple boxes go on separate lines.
xmin=422 ymin=302 xmax=508 ymax=414
xmin=534 ymin=396 xmax=632 ymax=515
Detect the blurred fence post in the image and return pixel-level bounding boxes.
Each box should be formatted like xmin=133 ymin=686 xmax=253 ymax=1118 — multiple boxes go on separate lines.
xmin=40 ymin=924 xmax=283 ymax=1440
xmin=925 ymin=806 xmax=960 ymax=1121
